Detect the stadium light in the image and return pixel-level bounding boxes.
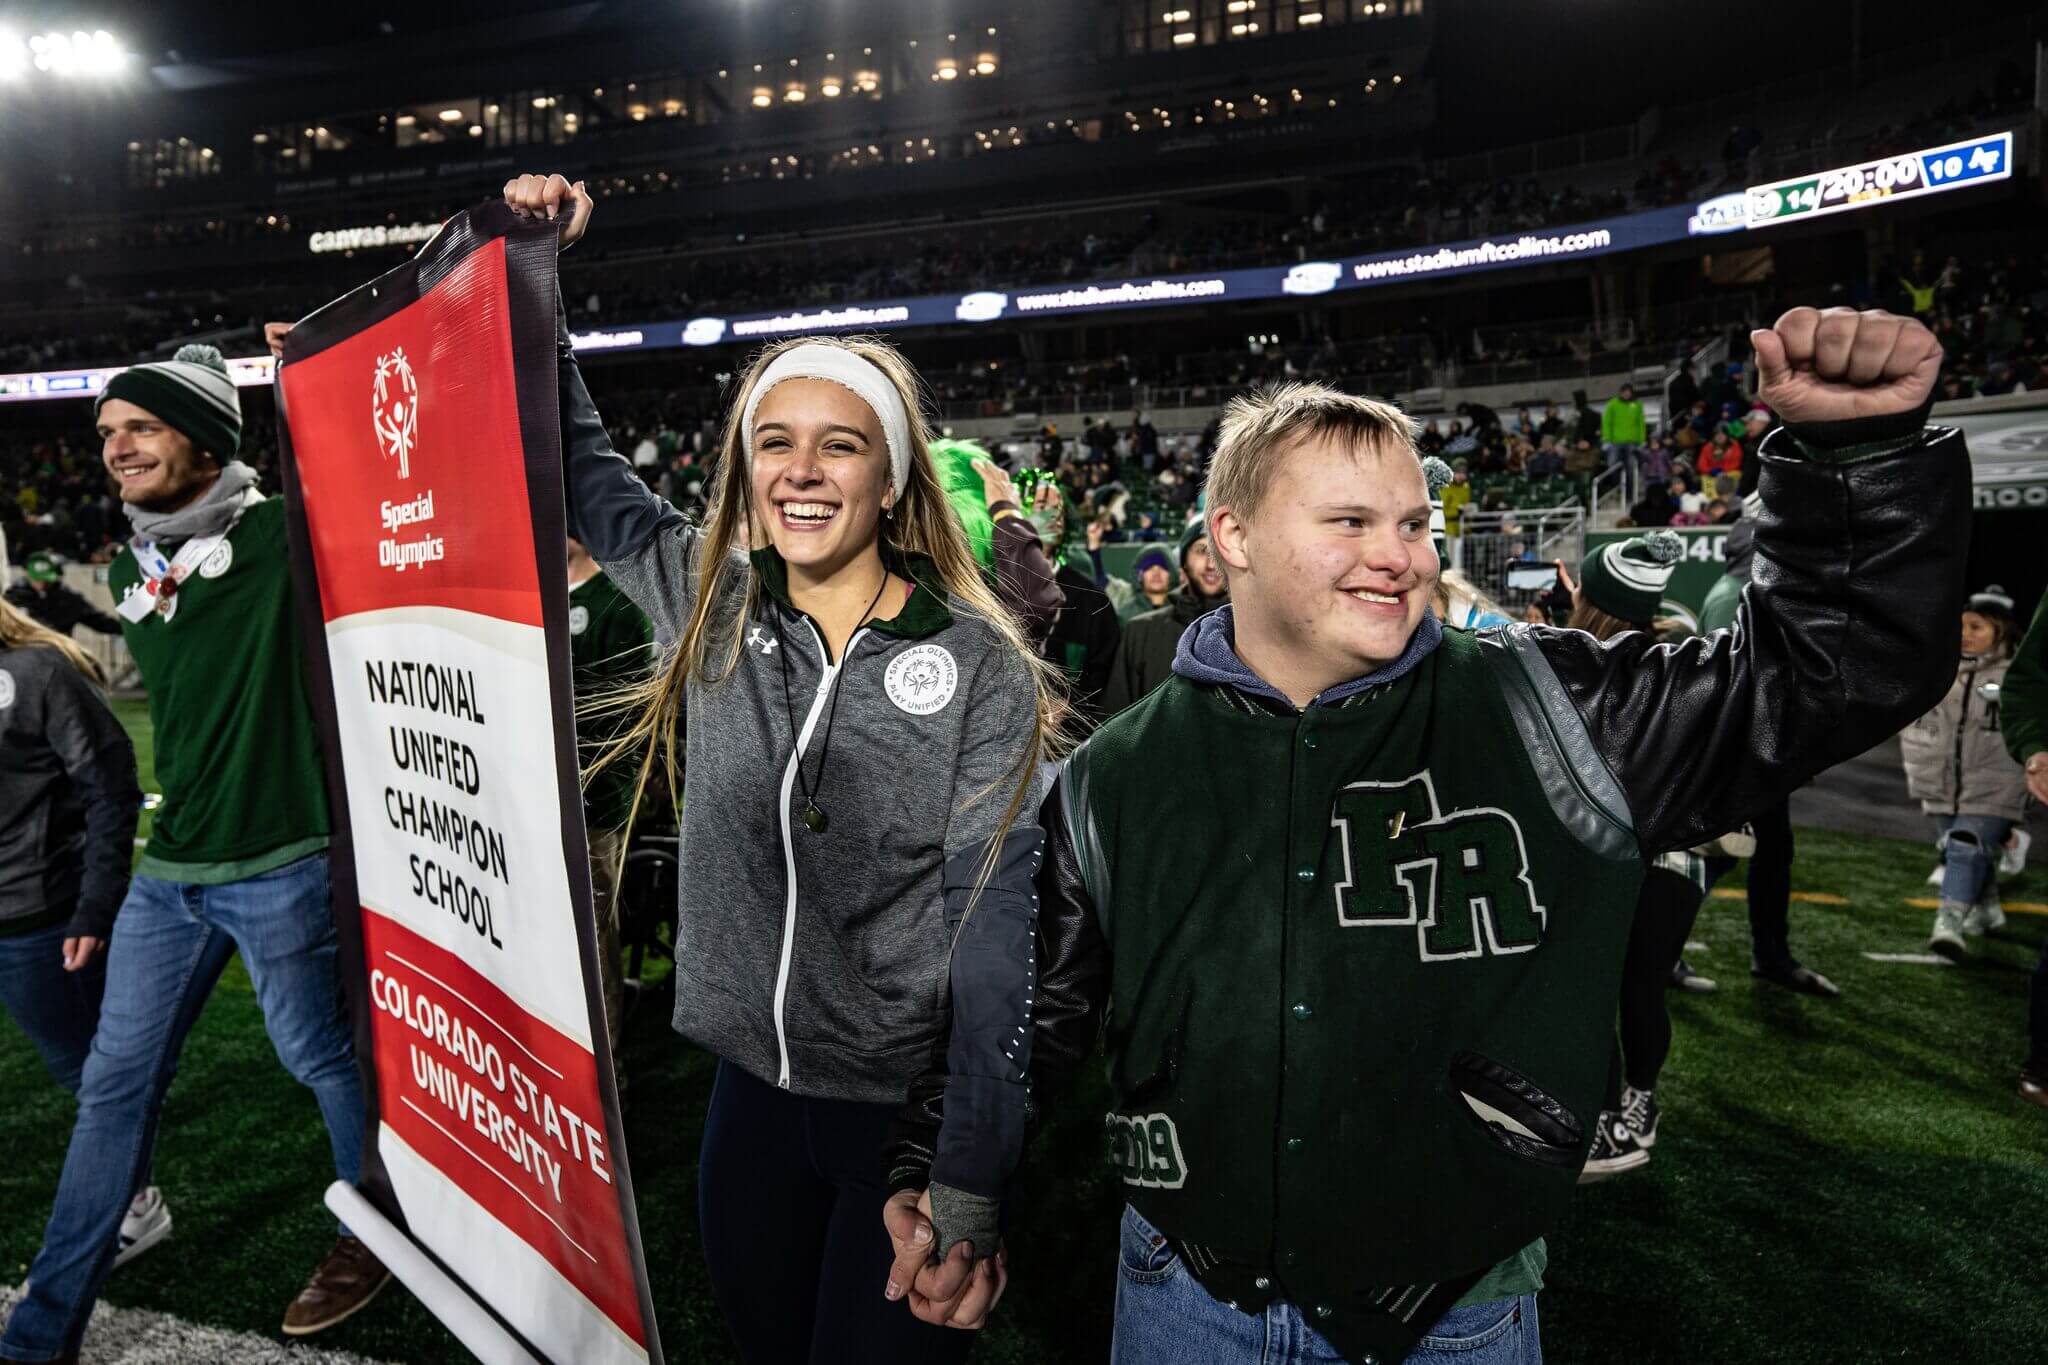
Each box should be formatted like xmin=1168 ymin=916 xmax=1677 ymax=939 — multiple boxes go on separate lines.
xmin=784 ymin=81 xmax=805 ymax=101
xmin=750 ymin=86 xmax=772 ymax=107
xmin=27 ymin=28 xmax=125 ymax=77
xmin=1299 ymin=9 xmax=1323 ymax=22
xmin=1173 ymin=30 xmax=1196 ymax=43
xmin=0 ymin=31 xmax=26 ymax=80
xmin=438 ymin=108 xmax=463 ymax=122
xmin=974 ymin=54 xmax=996 ymax=75
xmin=820 ymin=77 xmax=842 ymax=97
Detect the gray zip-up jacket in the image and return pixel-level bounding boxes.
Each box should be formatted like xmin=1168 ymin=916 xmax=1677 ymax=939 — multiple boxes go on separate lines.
xmin=0 ymin=644 xmax=141 ymax=939
xmin=1900 ymin=653 xmax=2028 ymax=820
xmin=554 ymin=309 xmax=1042 ymax=1253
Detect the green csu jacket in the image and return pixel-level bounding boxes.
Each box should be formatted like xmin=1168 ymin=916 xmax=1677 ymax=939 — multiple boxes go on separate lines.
xmin=890 ymin=418 xmax=1974 ymax=1365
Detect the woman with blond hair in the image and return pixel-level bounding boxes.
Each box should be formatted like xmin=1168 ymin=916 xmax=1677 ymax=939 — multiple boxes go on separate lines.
xmin=508 ymin=174 xmax=1102 ymax=1364
xmin=0 ymin=595 xmax=172 ymax=1264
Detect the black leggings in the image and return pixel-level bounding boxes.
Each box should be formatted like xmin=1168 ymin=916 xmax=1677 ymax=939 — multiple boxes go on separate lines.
xmin=697 ymin=1059 xmax=977 ymax=1365
xmin=1745 ymin=798 xmax=1797 ymax=970
xmin=1605 ymin=867 xmax=1709 ymax=1106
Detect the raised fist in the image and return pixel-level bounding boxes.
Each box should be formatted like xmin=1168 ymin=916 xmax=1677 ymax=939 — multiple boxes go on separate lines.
xmin=1750 ymin=307 xmax=1941 ymax=425
xmin=502 ymin=173 xmax=594 ymax=248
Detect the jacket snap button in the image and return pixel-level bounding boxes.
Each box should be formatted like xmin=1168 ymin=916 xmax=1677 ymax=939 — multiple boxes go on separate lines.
xmin=1295 ymin=865 xmax=1315 ymax=883
xmin=1253 ymin=1276 xmax=1271 ymax=1291
xmin=1291 ymin=1002 xmax=1313 ymax=1020
xmin=1315 ymin=1304 xmax=1333 ymax=1320
xmin=1302 ymin=733 xmax=1317 ymax=749
xmin=1286 ymin=1136 xmax=1304 ymax=1152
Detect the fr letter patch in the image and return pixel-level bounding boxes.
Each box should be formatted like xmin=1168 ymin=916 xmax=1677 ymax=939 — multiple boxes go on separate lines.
xmin=1329 ymin=771 xmax=1547 ymax=960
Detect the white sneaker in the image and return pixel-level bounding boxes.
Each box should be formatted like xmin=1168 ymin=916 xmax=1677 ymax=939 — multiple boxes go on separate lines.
xmin=1925 ymin=865 xmax=1945 ymax=887
xmin=1929 ymin=902 xmax=1970 ymax=961
xmin=2000 ymin=829 xmax=2031 ymax=880
xmin=113 ymin=1186 xmax=172 ymax=1269
xmin=1962 ymin=894 xmax=2007 ymax=936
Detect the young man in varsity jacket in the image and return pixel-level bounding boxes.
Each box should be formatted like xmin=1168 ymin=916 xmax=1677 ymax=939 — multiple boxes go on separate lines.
xmin=883 ymin=307 xmax=1968 ymax=1364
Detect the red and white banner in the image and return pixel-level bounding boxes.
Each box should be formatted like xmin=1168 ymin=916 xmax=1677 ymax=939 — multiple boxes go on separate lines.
xmin=276 ymin=204 xmax=661 ymax=1365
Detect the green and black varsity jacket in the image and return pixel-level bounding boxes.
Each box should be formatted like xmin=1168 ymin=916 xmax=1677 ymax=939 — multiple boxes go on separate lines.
xmin=889 ymin=416 xmax=1974 ymax=1365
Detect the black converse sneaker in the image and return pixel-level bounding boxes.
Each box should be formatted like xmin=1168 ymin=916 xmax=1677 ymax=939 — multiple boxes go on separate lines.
xmin=1577 ymin=1111 xmax=1649 ymax=1183
xmin=1620 ymin=1085 xmax=1660 ymax=1150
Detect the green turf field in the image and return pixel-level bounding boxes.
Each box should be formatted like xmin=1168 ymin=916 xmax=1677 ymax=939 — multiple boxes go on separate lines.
xmin=2 ymin=700 xmax=2043 ymax=1362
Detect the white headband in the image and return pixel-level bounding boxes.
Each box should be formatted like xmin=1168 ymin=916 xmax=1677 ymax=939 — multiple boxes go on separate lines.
xmin=740 ymin=344 xmax=913 ymax=501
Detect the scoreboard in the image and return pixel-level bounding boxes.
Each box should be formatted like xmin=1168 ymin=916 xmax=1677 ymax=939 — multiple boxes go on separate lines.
xmin=1744 ymin=131 xmax=2012 ymax=228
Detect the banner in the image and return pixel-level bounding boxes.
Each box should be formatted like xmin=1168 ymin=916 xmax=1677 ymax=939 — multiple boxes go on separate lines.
xmin=274 ymin=203 xmax=662 ymax=1365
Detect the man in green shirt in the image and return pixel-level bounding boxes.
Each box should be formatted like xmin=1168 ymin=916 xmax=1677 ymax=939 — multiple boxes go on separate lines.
xmin=566 ymin=535 xmax=654 ymax=1090
xmin=1600 ymin=382 xmax=1648 ymax=481
xmin=2 ymin=346 xmax=386 ymax=1365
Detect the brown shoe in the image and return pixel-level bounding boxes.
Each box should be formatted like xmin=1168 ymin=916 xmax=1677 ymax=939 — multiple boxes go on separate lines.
xmin=281 ymin=1235 xmax=392 ymax=1336
xmin=2022 ymin=1068 xmax=2048 ymax=1112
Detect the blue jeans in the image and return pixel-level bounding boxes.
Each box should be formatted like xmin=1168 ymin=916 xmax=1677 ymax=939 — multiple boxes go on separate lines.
xmin=1 ymin=853 xmax=365 ymax=1362
xmin=1112 ymin=1205 xmax=1541 ymax=1365
xmin=1934 ymin=814 xmax=2012 ymax=907
xmin=0 ymin=920 xmax=106 ymax=1094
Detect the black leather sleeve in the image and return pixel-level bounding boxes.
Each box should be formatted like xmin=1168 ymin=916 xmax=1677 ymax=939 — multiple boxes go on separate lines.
xmin=887 ymin=779 xmax=1111 ymax=1194
xmin=554 ymin=293 xmax=686 ymax=562
xmin=1532 ymin=422 xmax=1972 ymax=856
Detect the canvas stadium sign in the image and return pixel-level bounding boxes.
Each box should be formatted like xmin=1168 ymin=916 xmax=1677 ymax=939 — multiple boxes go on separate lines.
xmin=0 ymin=129 xmax=2016 ymax=402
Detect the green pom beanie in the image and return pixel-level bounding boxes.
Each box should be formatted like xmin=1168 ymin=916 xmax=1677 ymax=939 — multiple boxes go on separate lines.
xmin=1579 ymin=529 xmax=1684 ymax=627
xmin=94 ymin=343 xmax=242 ymax=463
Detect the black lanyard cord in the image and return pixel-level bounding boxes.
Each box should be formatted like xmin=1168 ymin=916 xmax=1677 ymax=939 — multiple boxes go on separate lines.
xmin=778 ymin=572 xmax=891 ymax=834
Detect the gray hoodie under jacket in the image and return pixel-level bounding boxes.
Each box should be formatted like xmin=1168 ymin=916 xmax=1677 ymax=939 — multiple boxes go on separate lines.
xmin=553 ymin=311 xmax=1044 ymax=1240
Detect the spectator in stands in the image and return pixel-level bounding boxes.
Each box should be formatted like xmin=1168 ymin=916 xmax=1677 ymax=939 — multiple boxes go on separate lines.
xmin=1120 ymin=545 xmax=1176 ymax=623
xmin=1440 ymin=461 xmax=1472 ymax=567
xmin=1569 ymin=388 xmax=1601 ymax=445
xmin=1696 ymin=427 xmax=1744 ymax=494
xmin=1707 ymin=497 xmax=1735 ymax=525
xmin=1905 ymin=587 xmax=2027 ymax=960
xmin=0 ymin=595 xmax=163 ymax=1269
xmin=1537 ymin=401 xmax=1564 ymax=439
xmin=1037 ymin=489 xmax=1122 ymax=730
xmin=1667 ymin=362 xmax=1699 ymax=420
xmin=1565 ymin=437 xmax=1602 ymax=478
xmin=4 ymin=553 xmax=122 ymax=638
xmin=1417 ymin=419 xmax=1445 ymax=456
xmin=1520 ymin=435 xmax=1560 ymax=480
xmin=1601 ymin=382 xmax=1647 ymax=476
xmin=1105 ymin=517 xmax=1227 ymax=713
xmin=1670 ymin=485 xmax=1712 ymax=527
xmin=1638 ymin=434 xmax=1674 ymax=486
xmin=3 ymin=345 xmax=385 ymax=1365
xmin=1630 ymin=478 xmax=1679 ymax=529
xmin=1456 ymin=399 xmax=1500 ymax=433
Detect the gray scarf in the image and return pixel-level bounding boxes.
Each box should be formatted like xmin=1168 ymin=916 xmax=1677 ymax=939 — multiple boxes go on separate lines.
xmin=123 ymin=461 xmax=262 ymax=544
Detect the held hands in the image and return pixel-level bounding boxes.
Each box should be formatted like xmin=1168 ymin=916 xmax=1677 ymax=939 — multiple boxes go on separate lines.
xmin=2025 ymin=754 xmax=2048 ymax=807
xmin=61 ymin=936 xmax=103 ymax=971
xmin=264 ymin=322 xmax=293 ymax=358
xmin=882 ymin=1189 xmax=1008 ymax=1329
xmin=503 ymin=173 xmax=595 ymax=248
xmin=1750 ymin=307 xmax=1941 ymax=425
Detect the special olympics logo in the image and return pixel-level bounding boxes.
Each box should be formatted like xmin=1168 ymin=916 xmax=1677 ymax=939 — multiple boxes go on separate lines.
xmin=372 ymin=347 xmax=420 ymax=478
xmin=884 ymin=643 xmax=958 ymax=716
xmin=955 ymin=292 xmax=1008 ymax=323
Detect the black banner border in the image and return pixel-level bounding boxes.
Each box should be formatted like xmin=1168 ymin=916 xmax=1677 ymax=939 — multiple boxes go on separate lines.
xmin=277 ymin=199 xmax=665 ymax=1365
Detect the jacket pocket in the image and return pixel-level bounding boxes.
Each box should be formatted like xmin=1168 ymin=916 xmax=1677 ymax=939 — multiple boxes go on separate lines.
xmin=1450 ymin=1051 xmax=1582 ymax=1168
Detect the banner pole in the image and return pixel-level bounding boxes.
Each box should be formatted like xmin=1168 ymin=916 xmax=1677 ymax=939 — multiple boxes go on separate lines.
xmin=324 ymin=1181 xmax=542 ymax=1365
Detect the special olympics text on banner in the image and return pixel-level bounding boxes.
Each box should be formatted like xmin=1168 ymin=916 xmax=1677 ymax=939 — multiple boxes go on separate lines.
xmin=274 ymin=202 xmax=662 ymax=1365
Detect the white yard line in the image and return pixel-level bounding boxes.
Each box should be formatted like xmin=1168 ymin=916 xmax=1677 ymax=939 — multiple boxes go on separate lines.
xmin=1 ymin=1285 xmax=398 ymax=1365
